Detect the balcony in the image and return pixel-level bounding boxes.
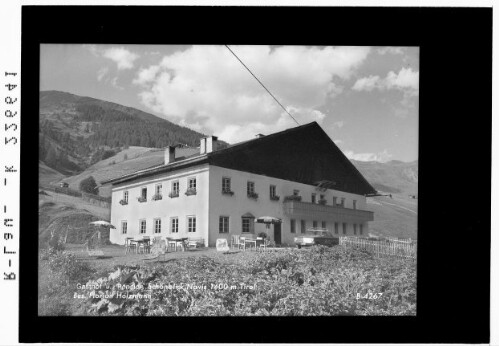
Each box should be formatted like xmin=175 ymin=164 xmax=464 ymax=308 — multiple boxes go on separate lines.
xmin=283 ymin=200 xmax=373 ymax=222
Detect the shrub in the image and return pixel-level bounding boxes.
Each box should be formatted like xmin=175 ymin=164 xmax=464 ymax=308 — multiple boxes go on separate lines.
xmin=79 ymin=246 xmax=416 ymax=316
xmin=79 ymin=176 xmax=98 ymax=195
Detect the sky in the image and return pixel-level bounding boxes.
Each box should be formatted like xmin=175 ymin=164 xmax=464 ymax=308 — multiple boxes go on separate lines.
xmin=40 ymin=44 xmax=419 ymax=162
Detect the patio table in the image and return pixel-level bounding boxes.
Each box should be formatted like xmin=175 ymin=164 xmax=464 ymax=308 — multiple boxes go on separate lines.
xmin=243 ymin=239 xmax=257 ymax=251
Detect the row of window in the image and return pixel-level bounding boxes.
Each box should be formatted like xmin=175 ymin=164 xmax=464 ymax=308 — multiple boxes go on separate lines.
xmin=290 ymin=219 xmax=364 ymax=235
xmin=121 ymin=216 xmax=196 ymax=234
xmin=120 ymin=175 xmax=356 ymax=209
xmin=121 ymin=177 xmax=197 ymax=203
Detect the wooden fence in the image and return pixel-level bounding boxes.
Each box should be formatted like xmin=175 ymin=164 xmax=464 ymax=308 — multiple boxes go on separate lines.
xmin=339 ymin=236 xmax=417 ymax=259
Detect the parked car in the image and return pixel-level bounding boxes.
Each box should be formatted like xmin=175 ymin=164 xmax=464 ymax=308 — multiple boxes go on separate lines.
xmin=294 ymin=228 xmax=339 ymax=248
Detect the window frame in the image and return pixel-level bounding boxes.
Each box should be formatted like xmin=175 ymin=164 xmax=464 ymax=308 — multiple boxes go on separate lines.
xmin=155 ymin=184 xmax=162 ymax=196
xmin=140 ymin=187 xmax=147 ymax=200
xmin=293 ymin=189 xmax=300 ymax=196
xmin=170 ymin=217 xmax=179 ymax=234
xmin=242 ymin=217 xmax=253 ymax=233
xmin=222 ymin=177 xmax=231 ymax=192
xmin=313 ymin=220 xmax=318 ymax=229
xmin=121 ymin=220 xmax=127 ymax=234
xmin=321 ymin=221 xmax=326 ymax=229
xmin=290 ymin=219 xmax=296 ymax=233
xmin=270 ymin=185 xmax=277 ymax=198
xmin=334 ymin=222 xmax=339 ymax=235
xmin=360 ymin=224 xmax=363 ymax=235
xmin=154 ymin=218 xmax=161 ymax=234
xmin=311 ymin=193 xmax=316 ymax=204
xmin=123 ymin=191 xmax=129 ymax=203
xmin=342 ymin=222 xmax=347 ymax=235
xmin=172 ymin=180 xmax=179 ymax=194
xmin=139 ymin=219 xmax=147 ymax=234
xmin=187 ymin=216 xmax=196 ymax=233
xmin=188 ymin=177 xmax=197 ymax=190
xmin=219 ymin=216 xmax=229 ymax=233
xmin=353 ymin=223 xmax=357 ymax=235
xmin=247 ymin=181 xmax=255 ymax=195
xmin=353 ymin=200 xmax=357 ymax=210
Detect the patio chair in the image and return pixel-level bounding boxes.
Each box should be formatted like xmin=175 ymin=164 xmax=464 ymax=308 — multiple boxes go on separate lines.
xmin=166 ymin=237 xmax=177 ymax=251
xmin=124 ymin=237 xmax=137 ymax=254
xmin=239 ymin=237 xmax=246 ymax=251
xmin=230 ymin=235 xmax=241 ymax=249
xmin=138 ymin=236 xmax=151 ymax=254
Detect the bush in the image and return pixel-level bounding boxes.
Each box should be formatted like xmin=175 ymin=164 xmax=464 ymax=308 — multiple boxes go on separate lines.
xmin=79 ymin=246 xmax=416 ymax=316
xmin=79 ymin=176 xmax=98 ymax=195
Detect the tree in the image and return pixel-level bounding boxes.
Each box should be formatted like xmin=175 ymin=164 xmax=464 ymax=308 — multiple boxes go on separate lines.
xmin=79 ymin=176 xmax=98 ymax=195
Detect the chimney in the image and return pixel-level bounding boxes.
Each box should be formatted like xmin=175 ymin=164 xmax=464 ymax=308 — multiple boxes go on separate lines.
xmin=200 ymin=136 xmax=218 ymax=154
xmin=255 ymin=133 xmax=265 ymax=138
xmin=165 ymin=145 xmax=176 ymax=165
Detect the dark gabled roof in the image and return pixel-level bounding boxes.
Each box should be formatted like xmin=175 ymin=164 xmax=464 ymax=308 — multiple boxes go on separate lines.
xmin=103 ymin=122 xmax=376 ymax=196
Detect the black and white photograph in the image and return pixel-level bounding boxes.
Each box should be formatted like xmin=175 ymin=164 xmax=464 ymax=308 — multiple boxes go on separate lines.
xmin=38 ymin=43 xmax=419 ymax=317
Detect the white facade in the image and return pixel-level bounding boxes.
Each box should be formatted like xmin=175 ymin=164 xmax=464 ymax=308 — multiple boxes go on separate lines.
xmin=109 ymin=163 xmax=372 ymax=247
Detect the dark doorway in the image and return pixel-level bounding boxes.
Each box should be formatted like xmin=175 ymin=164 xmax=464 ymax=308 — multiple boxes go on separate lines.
xmin=274 ymin=223 xmax=281 ymax=245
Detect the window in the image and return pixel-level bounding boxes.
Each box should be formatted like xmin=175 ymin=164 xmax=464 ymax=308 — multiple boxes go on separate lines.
xmin=313 ymin=220 xmax=318 ymax=228
xmin=170 ymin=217 xmax=179 ymax=233
xmin=311 ymin=193 xmax=316 ymax=203
xmin=341 ymin=198 xmax=346 ymax=207
xmin=353 ymin=200 xmax=357 ymax=210
xmin=320 ymin=194 xmax=325 ymax=200
xmin=121 ymin=221 xmax=127 ymax=234
xmin=123 ymin=191 xmax=129 ymax=203
xmin=188 ymin=177 xmax=197 ymax=190
xmin=140 ymin=220 xmax=146 ymax=234
xmin=242 ymin=217 xmax=254 ymax=233
xmin=333 ymin=196 xmax=337 ymax=206
xmin=187 ymin=216 xmax=196 ymax=233
xmin=172 ymin=181 xmax=179 ymax=194
xmin=290 ymin=219 xmax=296 ymax=233
xmin=300 ymin=220 xmax=306 ymax=233
xmin=270 ymin=185 xmax=276 ymax=198
xmin=360 ymin=224 xmax=363 ymax=235
xmin=342 ymin=222 xmax=347 ymax=235
xmin=141 ymin=187 xmax=147 ymax=199
xmin=154 ymin=218 xmax=161 ymax=234
xmin=247 ymin=181 xmax=255 ymax=194
xmin=334 ymin=222 xmax=339 ymax=235
xmin=219 ymin=216 xmax=229 ymax=233
xmin=321 ymin=221 xmax=326 ymax=229
xmin=293 ymin=189 xmax=300 ymax=196
xmin=222 ymin=177 xmax=231 ymax=192
xmin=155 ymin=184 xmax=162 ymax=196
xmin=353 ymin=224 xmax=357 ymax=235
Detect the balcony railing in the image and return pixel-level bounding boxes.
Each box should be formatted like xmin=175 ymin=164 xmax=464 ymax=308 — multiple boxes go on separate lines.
xmin=247 ymin=192 xmax=259 ymax=200
xmin=270 ymin=195 xmax=280 ymax=201
xmin=119 ymin=199 xmax=128 ymax=205
xmin=283 ymin=200 xmax=373 ymax=222
xmin=169 ymin=191 xmax=179 ymax=198
xmin=137 ymin=196 xmax=147 ymax=203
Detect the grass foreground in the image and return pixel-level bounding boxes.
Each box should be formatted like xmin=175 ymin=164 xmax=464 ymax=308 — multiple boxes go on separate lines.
xmin=38 ymin=245 xmax=416 ymax=316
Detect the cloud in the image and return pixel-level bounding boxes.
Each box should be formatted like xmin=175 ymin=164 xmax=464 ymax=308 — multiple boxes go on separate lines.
xmin=334 ymin=139 xmax=344 ymax=145
xmin=377 ymin=47 xmax=404 ymax=55
xmin=110 ymin=77 xmax=124 ymax=90
xmin=331 ymin=121 xmax=345 ymax=129
xmin=133 ymin=45 xmax=370 ymax=143
xmin=85 ymin=45 xmax=139 ymax=70
xmin=352 ymin=67 xmax=419 ymax=93
xmin=102 ymin=47 xmax=139 ymax=70
xmin=97 ymin=67 xmax=109 ymax=82
xmin=344 ymin=149 xmax=393 ymax=162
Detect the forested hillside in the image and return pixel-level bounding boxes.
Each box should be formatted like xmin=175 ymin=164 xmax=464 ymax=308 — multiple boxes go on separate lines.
xmin=39 ymin=90 xmax=210 ymax=175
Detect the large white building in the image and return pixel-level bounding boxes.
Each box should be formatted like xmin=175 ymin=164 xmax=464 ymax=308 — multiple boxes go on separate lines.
xmin=103 ymin=122 xmax=375 ymax=247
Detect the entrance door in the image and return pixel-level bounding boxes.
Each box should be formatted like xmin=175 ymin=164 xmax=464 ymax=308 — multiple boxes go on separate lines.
xmin=274 ymin=223 xmax=281 ymax=245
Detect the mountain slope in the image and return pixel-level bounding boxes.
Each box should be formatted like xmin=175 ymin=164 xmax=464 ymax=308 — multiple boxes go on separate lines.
xmin=39 ymin=90 xmax=210 ymax=175
xmin=351 ymin=159 xmax=418 ymax=196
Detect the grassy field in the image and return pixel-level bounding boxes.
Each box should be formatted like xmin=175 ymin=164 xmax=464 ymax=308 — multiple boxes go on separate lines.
xmin=366 ymin=195 xmax=417 ymax=239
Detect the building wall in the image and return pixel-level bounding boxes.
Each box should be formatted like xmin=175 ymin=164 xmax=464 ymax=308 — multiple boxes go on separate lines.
xmin=207 ymin=165 xmax=369 ymax=246
xmin=109 ymin=164 xmax=210 ymax=245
